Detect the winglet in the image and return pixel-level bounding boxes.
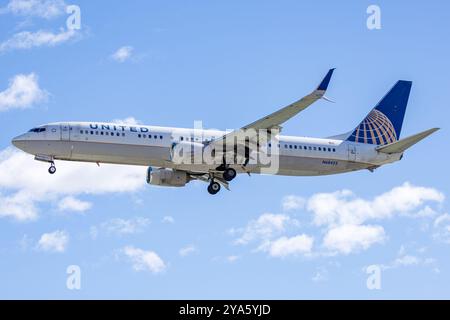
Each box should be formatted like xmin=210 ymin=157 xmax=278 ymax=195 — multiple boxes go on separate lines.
xmin=317 ymin=68 xmax=336 ymax=91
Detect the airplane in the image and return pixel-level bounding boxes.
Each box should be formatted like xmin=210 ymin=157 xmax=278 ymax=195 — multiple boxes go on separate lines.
xmin=11 ymin=69 xmax=439 ymax=195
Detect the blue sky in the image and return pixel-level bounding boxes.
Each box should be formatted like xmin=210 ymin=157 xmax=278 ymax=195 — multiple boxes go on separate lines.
xmin=0 ymin=0 xmax=449 ymax=299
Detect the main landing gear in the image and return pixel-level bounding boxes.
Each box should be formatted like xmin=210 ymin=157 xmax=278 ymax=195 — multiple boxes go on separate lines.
xmin=207 ymin=181 xmax=221 ymax=195
xmin=48 ymin=162 xmax=56 ymax=175
xmin=222 ymin=168 xmax=237 ymax=182
xmin=206 ymin=167 xmax=236 ymax=195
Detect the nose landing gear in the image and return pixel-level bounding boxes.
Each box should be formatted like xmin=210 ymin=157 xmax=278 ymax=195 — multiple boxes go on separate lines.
xmin=34 ymin=155 xmax=56 ymax=175
xmin=48 ymin=163 xmax=56 ymax=175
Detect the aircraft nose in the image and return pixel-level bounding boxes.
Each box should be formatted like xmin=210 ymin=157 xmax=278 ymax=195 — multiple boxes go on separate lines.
xmin=11 ymin=135 xmax=26 ymax=150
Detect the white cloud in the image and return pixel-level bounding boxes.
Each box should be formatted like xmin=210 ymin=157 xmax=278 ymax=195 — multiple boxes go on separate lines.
xmin=101 ymin=217 xmax=150 ymax=236
xmin=231 ymin=184 xmax=445 ymax=257
xmin=307 ymin=183 xmax=444 ymax=227
xmin=179 ymin=245 xmax=197 ymax=257
xmin=226 ymin=255 xmax=240 ymax=263
xmin=57 ymin=196 xmax=91 ymax=213
xmin=231 ymin=213 xmax=312 ymax=258
xmin=0 ymin=147 xmax=146 ymax=221
xmin=1 ymin=0 xmax=67 ymax=19
xmin=89 ymin=226 xmax=98 ymax=240
xmin=112 ymin=117 xmax=142 ymax=126
xmin=377 ymin=246 xmax=438 ymax=272
xmin=323 ymin=224 xmax=386 ymax=255
xmin=0 ymin=28 xmax=78 ymax=52
xmin=0 ymin=191 xmax=37 ymax=221
xmin=390 ymin=255 xmax=420 ymax=268
xmin=232 ymin=213 xmax=297 ymax=245
xmin=37 ymin=230 xmax=68 ymax=253
xmin=433 ymin=213 xmax=450 ymax=243
xmin=19 ymin=234 xmax=33 ymax=250
xmin=0 ymin=73 xmax=48 ymax=111
xmin=434 ymin=213 xmax=450 ymax=228
xmin=121 ymin=246 xmax=166 ymax=274
xmin=111 ymin=46 xmax=133 ymax=63
xmin=312 ymin=267 xmax=328 ymax=282
xmin=260 ymin=234 xmax=314 ymax=258
xmin=282 ymin=195 xmax=305 ymax=211
xmin=162 ymin=216 xmax=175 ymax=224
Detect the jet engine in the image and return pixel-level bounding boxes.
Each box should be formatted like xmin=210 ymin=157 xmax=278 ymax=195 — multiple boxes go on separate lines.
xmin=146 ymin=167 xmax=190 ymax=187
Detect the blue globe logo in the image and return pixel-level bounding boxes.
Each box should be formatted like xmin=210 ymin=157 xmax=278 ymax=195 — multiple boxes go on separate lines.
xmin=353 ymin=109 xmax=397 ymax=145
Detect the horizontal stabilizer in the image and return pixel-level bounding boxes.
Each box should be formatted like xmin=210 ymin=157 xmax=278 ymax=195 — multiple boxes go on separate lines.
xmin=376 ymin=128 xmax=439 ymax=154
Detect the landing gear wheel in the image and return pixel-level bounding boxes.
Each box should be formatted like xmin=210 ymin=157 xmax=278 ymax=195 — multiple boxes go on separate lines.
xmin=48 ymin=164 xmax=56 ymax=175
xmin=223 ymin=168 xmax=237 ymax=182
xmin=207 ymin=181 xmax=221 ymax=195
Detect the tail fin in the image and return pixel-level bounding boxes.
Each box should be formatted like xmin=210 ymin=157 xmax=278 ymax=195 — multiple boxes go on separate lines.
xmin=346 ymin=80 xmax=412 ymax=145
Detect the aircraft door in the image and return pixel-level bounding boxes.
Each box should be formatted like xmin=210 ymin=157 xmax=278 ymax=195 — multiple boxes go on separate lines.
xmin=58 ymin=124 xmax=73 ymax=159
xmin=60 ymin=124 xmax=71 ymax=141
xmin=348 ymin=144 xmax=357 ymax=162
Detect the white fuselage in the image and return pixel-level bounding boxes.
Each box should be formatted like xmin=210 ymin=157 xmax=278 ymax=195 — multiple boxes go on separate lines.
xmin=12 ymin=122 xmax=402 ymax=176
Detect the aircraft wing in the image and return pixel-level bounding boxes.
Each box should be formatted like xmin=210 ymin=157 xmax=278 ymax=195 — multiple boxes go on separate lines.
xmin=208 ymin=69 xmax=335 ymax=149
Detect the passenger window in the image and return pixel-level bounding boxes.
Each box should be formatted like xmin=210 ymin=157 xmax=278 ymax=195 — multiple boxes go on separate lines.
xmin=318 ymin=147 xmax=322 ymax=151
xmin=80 ymin=130 xmax=83 ymax=134
xmin=91 ymin=131 xmax=94 ymax=135
xmin=181 ymin=137 xmax=184 ymax=141
xmin=289 ymin=145 xmax=292 ymax=149
xmin=160 ymin=136 xmax=163 ymax=140
xmin=333 ymin=148 xmax=336 ymax=152
xmin=313 ymin=147 xmax=317 ymax=151
xmin=101 ymin=132 xmax=104 ymax=135
xmin=155 ymin=135 xmax=158 ymax=139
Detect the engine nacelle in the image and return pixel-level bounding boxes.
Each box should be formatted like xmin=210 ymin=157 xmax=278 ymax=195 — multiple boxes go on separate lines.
xmin=146 ymin=167 xmax=190 ymax=187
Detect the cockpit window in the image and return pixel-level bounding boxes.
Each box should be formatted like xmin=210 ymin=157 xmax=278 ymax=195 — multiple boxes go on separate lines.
xmin=29 ymin=128 xmax=46 ymax=133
